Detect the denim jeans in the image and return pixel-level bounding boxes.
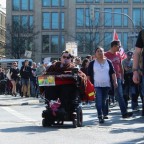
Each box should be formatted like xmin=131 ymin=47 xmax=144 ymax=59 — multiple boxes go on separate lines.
xmin=115 ymin=78 xmax=127 ymax=115
xmin=123 ymin=83 xmax=139 ymax=110
xmin=140 ymin=76 xmax=144 ymax=108
xmin=95 ymin=87 xmax=109 ymax=118
xmin=30 ymin=80 xmax=37 ymax=97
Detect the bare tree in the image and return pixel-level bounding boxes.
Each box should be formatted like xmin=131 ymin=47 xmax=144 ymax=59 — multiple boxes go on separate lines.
xmin=67 ymin=9 xmax=111 ymax=55
xmin=5 ymin=21 xmax=39 ymax=59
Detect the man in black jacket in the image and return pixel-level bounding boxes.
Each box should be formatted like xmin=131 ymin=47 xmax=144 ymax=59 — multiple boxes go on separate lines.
xmin=20 ymin=60 xmax=32 ymax=97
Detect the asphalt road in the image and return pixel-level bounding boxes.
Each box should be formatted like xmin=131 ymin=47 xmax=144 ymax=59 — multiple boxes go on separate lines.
xmin=0 ymin=99 xmax=144 ymax=144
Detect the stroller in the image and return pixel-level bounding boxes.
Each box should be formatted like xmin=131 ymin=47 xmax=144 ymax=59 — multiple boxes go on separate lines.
xmin=38 ymin=68 xmax=83 ymax=128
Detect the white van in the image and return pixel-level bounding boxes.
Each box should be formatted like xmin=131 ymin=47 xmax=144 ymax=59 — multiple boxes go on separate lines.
xmin=0 ymin=59 xmax=33 ymax=70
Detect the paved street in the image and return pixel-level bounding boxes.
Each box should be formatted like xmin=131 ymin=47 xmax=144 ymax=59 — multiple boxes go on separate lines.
xmin=0 ymin=95 xmax=144 ymax=144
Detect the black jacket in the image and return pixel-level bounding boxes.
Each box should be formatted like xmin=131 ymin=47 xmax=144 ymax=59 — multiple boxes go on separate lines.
xmin=20 ymin=66 xmax=32 ymax=79
xmin=87 ymin=59 xmax=115 ymax=85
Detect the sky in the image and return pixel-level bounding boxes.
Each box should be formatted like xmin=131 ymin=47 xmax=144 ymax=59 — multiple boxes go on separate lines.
xmin=0 ymin=0 xmax=6 ymax=8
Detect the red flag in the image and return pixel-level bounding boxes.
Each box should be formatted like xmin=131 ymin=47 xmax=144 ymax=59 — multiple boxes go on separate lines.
xmin=113 ymin=29 xmax=119 ymax=41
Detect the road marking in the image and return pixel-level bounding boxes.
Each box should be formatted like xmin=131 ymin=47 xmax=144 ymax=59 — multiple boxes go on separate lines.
xmin=1 ymin=107 xmax=39 ymax=125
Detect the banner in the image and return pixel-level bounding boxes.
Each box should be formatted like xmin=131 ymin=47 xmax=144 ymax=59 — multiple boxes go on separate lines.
xmin=66 ymin=42 xmax=78 ymax=56
xmin=24 ymin=50 xmax=32 ymax=58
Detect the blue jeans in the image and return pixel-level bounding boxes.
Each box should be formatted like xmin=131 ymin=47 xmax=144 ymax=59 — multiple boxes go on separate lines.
xmin=140 ymin=76 xmax=144 ymax=107
xmin=30 ymin=80 xmax=37 ymax=97
xmin=95 ymin=87 xmax=109 ymax=118
xmin=123 ymin=83 xmax=138 ymax=110
xmin=115 ymin=78 xmax=127 ymax=115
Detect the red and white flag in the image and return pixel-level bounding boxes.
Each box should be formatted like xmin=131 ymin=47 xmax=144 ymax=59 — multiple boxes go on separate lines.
xmin=119 ymin=47 xmax=127 ymax=60
xmin=113 ymin=29 xmax=119 ymax=41
xmin=113 ymin=29 xmax=127 ymax=60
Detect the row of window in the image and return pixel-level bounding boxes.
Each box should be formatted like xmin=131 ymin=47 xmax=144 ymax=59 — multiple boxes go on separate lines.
xmin=76 ymin=8 xmax=144 ymax=27
xmin=76 ymin=0 xmax=144 ymax=3
xmin=12 ymin=36 xmax=33 ymax=51
xmin=12 ymin=15 xmax=33 ymax=32
xmin=12 ymin=0 xmax=33 ymax=11
xmin=76 ymin=32 xmax=128 ymax=52
xmin=42 ymin=12 xmax=64 ymax=30
xmin=42 ymin=35 xmax=65 ymax=53
xmin=42 ymin=0 xmax=64 ymax=7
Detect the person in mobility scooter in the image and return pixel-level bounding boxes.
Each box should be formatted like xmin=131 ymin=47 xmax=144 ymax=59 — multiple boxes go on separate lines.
xmin=39 ymin=51 xmax=89 ymax=128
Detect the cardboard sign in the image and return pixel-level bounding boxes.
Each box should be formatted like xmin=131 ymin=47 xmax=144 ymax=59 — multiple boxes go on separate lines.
xmin=38 ymin=75 xmax=55 ymax=86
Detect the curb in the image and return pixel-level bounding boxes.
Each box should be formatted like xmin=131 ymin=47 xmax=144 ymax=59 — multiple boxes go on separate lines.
xmin=0 ymin=100 xmax=42 ymax=106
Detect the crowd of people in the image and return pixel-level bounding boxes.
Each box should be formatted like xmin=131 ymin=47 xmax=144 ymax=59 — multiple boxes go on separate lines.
xmin=0 ymin=29 xmax=144 ymax=124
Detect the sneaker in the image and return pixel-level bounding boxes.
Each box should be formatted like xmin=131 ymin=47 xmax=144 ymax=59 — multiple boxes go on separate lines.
xmin=103 ymin=115 xmax=108 ymax=119
xmin=122 ymin=112 xmax=133 ymax=118
xmin=99 ymin=117 xmax=104 ymax=123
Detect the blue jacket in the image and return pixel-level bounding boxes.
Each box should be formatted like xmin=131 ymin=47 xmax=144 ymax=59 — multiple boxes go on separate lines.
xmin=87 ymin=59 xmax=115 ymax=85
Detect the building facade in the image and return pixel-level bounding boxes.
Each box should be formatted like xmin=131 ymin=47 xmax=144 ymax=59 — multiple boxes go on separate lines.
xmin=0 ymin=6 xmax=6 ymax=58
xmin=6 ymin=0 xmax=144 ymax=62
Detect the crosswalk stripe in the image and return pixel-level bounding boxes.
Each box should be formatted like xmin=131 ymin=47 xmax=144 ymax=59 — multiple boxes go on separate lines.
xmin=2 ymin=107 xmax=38 ymax=123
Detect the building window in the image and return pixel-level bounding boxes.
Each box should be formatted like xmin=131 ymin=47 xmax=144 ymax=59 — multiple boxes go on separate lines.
xmin=21 ymin=16 xmax=28 ymax=31
xmin=42 ymin=0 xmax=51 ymax=7
xmin=114 ymin=0 xmax=122 ymax=2
xmin=12 ymin=0 xmax=33 ymax=11
xmin=123 ymin=32 xmax=128 ymax=50
xmin=42 ymin=12 xmax=50 ymax=29
xmin=21 ymin=0 xmax=28 ymax=10
xmin=61 ymin=0 xmax=64 ymax=6
xmin=104 ymin=0 xmax=112 ymax=2
xmin=133 ymin=0 xmax=141 ymax=2
xmin=133 ymin=8 xmax=141 ymax=26
xmin=76 ymin=8 xmax=84 ymax=27
xmin=95 ymin=8 xmax=100 ymax=26
xmin=85 ymin=0 xmax=93 ymax=2
xmin=142 ymin=9 xmax=144 ymax=27
xmin=104 ymin=8 xmax=112 ymax=26
xmin=76 ymin=0 xmax=84 ymax=3
xmin=76 ymin=33 xmax=84 ymax=52
xmin=104 ymin=32 xmax=112 ymax=50
xmin=42 ymin=35 xmax=49 ymax=52
xmin=61 ymin=12 xmax=64 ymax=29
xmin=12 ymin=0 xmax=20 ymax=10
xmin=29 ymin=0 xmax=34 ymax=10
xmin=61 ymin=36 xmax=65 ymax=51
xmin=114 ymin=8 xmax=122 ymax=26
xmin=52 ymin=13 xmax=59 ymax=29
xmin=123 ymin=0 xmax=128 ymax=2
xmin=52 ymin=0 xmax=59 ymax=7
xmin=95 ymin=0 xmax=100 ymax=2
xmin=29 ymin=15 xmax=33 ymax=30
xmin=12 ymin=16 xmax=20 ymax=31
xmin=85 ymin=8 xmax=90 ymax=27
xmin=123 ymin=8 xmax=128 ymax=26
xmin=51 ymin=35 xmax=59 ymax=53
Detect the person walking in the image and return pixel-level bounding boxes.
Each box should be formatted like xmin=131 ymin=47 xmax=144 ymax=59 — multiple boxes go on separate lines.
xmin=10 ymin=62 xmax=20 ymax=96
xmin=122 ymin=51 xmax=139 ymax=111
xmin=105 ymin=40 xmax=133 ymax=118
xmin=133 ymin=29 xmax=144 ymax=116
xmin=20 ymin=60 xmax=32 ymax=97
xmin=87 ymin=46 xmax=117 ymax=123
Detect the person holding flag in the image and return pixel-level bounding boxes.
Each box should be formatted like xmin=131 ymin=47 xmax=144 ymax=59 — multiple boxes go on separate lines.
xmin=105 ymin=30 xmax=133 ymax=118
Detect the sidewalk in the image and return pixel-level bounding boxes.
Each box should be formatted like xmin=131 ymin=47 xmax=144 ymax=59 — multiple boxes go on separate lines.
xmin=0 ymin=94 xmax=44 ymax=106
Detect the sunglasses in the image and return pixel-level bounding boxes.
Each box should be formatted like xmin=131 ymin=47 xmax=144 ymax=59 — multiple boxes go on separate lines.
xmin=62 ymin=56 xmax=71 ymax=59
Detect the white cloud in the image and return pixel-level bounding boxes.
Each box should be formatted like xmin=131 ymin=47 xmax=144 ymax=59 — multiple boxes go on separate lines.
xmin=0 ymin=0 xmax=6 ymax=8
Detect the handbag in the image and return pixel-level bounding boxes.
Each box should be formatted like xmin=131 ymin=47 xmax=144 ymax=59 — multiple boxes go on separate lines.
xmin=84 ymin=79 xmax=95 ymax=101
xmin=6 ymin=69 xmax=11 ymax=80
